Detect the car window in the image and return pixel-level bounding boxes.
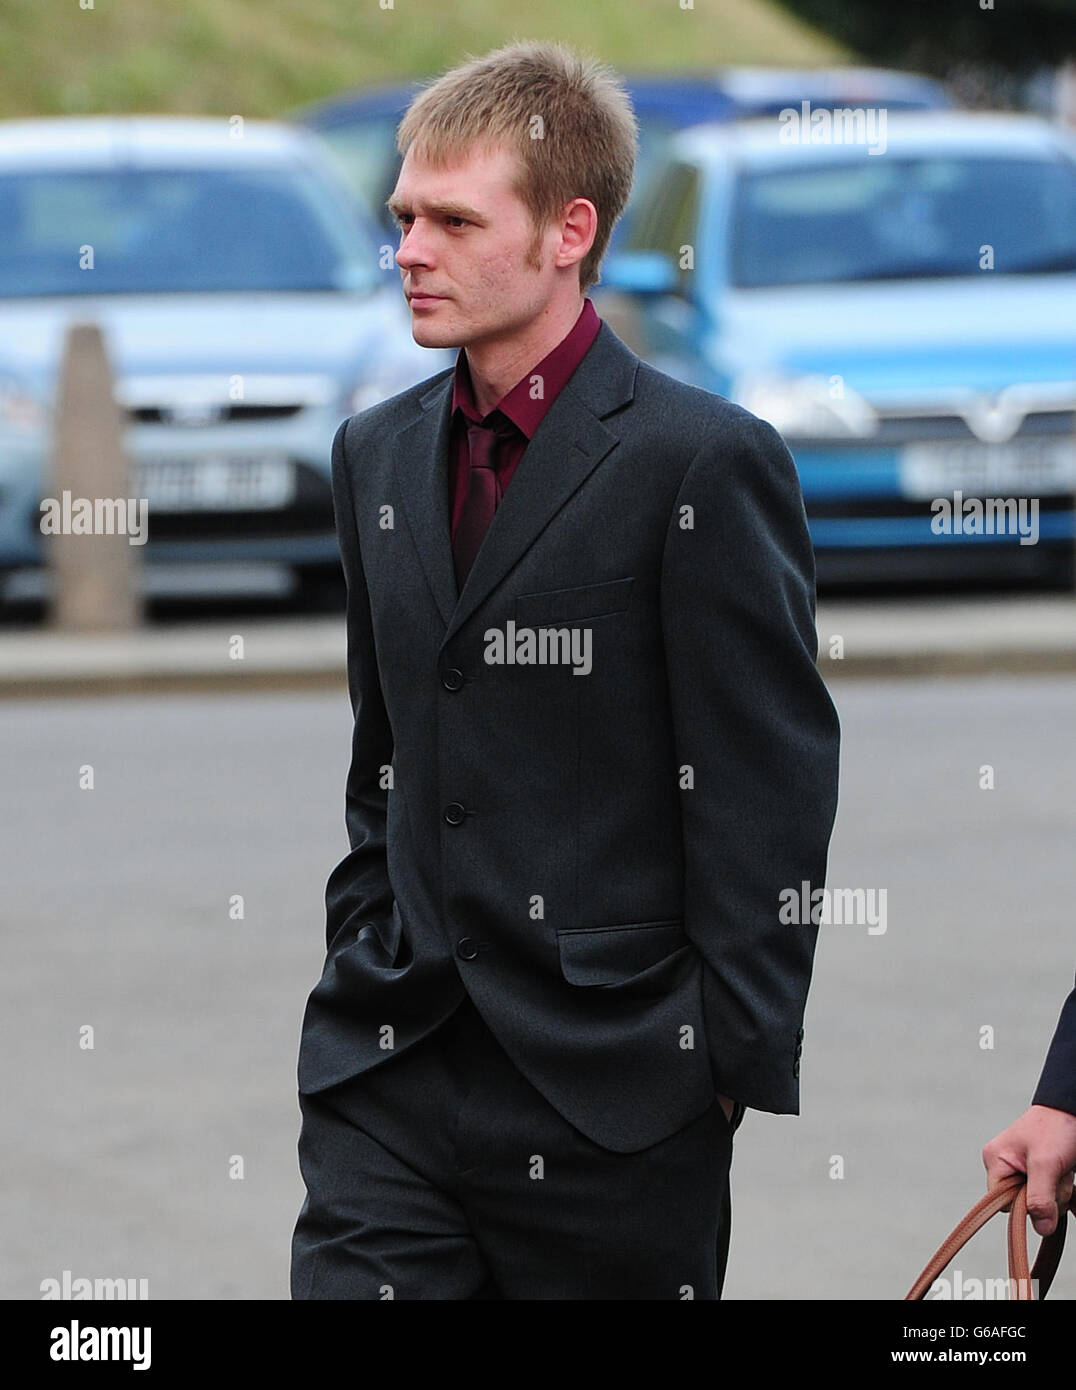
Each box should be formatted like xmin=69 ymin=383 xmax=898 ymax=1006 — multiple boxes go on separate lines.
xmin=306 ymin=119 xmax=403 ymax=224
xmin=729 ymin=154 xmax=1076 ymax=287
xmin=0 ymin=163 xmax=381 ymax=296
xmin=631 ymin=117 xmax=684 ymax=209
xmin=625 ymin=160 xmax=700 ymax=292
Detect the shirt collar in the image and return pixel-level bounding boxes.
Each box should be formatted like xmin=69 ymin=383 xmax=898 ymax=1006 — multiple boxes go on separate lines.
xmin=451 ymin=297 xmax=600 ymax=438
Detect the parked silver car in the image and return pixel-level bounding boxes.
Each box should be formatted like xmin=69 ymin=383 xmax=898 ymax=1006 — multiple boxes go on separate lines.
xmin=0 ymin=116 xmax=448 ymax=606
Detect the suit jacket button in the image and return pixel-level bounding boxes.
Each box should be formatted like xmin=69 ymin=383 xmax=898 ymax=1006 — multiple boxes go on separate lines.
xmin=796 ymin=1027 xmax=805 ymax=1041
xmin=793 ymin=1059 xmax=801 ymax=1078
xmin=442 ymin=668 xmax=465 ymax=691
xmin=443 ymin=802 xmax=466 ymax=825
xmin=457 ymin=937 xmax=479 ymax=960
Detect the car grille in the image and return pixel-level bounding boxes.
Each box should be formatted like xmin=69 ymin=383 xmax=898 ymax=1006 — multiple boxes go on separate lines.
xmin=868 ymin=409 xmax=1076 ymax=445
xmin=808 ymin=494 xmax=1074 ymax=521
xmin=126 ymin=403 xmax=305 ymax=424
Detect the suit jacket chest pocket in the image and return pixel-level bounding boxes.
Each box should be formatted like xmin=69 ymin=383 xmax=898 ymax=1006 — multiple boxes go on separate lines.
xmin=515 ymin=576 xmax=634 ymax=628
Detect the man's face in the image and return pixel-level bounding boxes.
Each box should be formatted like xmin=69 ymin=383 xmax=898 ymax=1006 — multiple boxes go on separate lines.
xmin=388 ymin=140 xmax=567 ymax=351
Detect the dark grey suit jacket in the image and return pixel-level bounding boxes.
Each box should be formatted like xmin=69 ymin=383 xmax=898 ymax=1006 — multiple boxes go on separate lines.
xmin=1033 ymin=972 xmax=1076 ymax=1116
xmin=295 ymin=318 xmax=842 ymax=1152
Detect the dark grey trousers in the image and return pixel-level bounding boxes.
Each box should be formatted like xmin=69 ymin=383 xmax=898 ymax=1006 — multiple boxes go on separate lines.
xmin=291 ymin=994 xmax=742 ymax=1300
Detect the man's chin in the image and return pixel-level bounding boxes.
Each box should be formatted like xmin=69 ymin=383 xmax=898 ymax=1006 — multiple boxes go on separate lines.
xmin=409 ymin=320 xmax=462 ymax=350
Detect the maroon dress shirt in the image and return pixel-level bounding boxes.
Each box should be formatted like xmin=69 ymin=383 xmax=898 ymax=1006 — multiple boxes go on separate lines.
xmin=448 ymin=297 xmax=601 ymax=546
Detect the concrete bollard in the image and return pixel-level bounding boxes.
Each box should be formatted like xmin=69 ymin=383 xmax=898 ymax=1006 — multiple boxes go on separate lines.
xmin=44 ymin=321 xmax=144 ymax=631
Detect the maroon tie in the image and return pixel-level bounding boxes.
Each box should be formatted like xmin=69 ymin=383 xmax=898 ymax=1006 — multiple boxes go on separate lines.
xmin=453 ymin=417 xmax=512 ymax=589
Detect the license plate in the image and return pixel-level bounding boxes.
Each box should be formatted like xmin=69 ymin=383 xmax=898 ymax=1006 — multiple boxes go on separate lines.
xmin=899 ymin=438 xmax=1076 ymax=499
xmin=135 ymin=456 xmax=296 ymax=511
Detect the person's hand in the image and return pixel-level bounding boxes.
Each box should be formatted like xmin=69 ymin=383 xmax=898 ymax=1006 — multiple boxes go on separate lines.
xmin=717 ymin=1092 xmax=735 ymax=1124
xmin=982 ymin=1104 xmax=1076 ymax=1236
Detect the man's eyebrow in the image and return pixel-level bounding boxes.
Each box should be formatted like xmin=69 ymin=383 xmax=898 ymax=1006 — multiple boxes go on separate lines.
xmin=385 ymin=196 xmax=485 ymax=221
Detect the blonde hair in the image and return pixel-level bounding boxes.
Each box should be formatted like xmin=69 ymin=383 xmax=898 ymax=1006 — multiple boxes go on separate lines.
xmin=395 ymin=39 xmax=638 ymax=293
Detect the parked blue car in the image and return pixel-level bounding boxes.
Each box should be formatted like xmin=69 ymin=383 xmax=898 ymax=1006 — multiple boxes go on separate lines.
xmin=599 ymin=112 xmax=1076 ymax=588
xmin=290 ymin=67 xmax=951 ymax=258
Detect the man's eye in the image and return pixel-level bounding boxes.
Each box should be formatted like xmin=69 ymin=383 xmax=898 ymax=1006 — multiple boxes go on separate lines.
xmin=393 ymin=214 xmax=466 ymax=230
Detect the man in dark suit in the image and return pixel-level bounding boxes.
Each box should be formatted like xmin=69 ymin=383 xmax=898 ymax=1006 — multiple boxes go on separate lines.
xmin=983 ymin=973 xmax=1076 ymax=1236
xmin=290 ymin=39 xmax=841 ymax=1299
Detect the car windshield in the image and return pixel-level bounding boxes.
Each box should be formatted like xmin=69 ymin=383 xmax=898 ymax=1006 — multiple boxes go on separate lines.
xmin=306 ymin=119 xmax=404 ymax=221
xmin=729 ymin=155 xmax=1076 ymax=287
xmin=0 ymin=163 xmax=381 ymax=296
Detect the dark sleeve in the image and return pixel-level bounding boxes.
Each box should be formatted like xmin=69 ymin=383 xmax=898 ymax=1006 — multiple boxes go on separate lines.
xmin=1031 ymin=972 xmax=1076 ymax=1117
xmin=659 ymin=409 xmax=842 ymax=1113
xmin=322 ymin=415 xmax=396 ymax=953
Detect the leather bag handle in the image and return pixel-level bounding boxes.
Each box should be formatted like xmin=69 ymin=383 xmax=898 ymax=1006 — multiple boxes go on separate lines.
xmin=906 ymin=1173 xmax=1073 ymax=1300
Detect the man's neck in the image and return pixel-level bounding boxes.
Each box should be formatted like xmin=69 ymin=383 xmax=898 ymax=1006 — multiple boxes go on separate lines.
xmin=464 ymin=294 xmax=585 ymax=417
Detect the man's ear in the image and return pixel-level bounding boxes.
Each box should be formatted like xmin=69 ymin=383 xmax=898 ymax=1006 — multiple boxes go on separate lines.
xmin=556 ymin=197 xmax=598 ymax=272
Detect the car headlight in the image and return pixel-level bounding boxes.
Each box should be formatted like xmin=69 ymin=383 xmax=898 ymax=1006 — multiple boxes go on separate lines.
xmin=734 ymin=372 xmax=877 ymax=440
xmin=349 ymin=379 xmax=408 ymax=414
xmin=0 ymin=374 xmax=47 ymax=431
xmin=347 ymin=350 xmax=454 ymax=416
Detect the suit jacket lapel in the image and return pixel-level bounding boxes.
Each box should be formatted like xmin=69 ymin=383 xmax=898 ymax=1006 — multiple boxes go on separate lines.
xmin=391 ymin=320 xmax=640 ymax=644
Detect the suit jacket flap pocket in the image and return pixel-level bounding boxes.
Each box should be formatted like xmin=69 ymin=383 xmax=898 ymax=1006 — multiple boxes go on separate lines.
xmin=557 ymin=918 xmax=687 ymax=987
xmin=515 ymin=576 xmax=634 ymax=628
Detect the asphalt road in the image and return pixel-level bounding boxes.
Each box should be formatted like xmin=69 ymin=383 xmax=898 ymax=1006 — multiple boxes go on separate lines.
xmin=2 ymin=674 xmax=1074 ymax=1300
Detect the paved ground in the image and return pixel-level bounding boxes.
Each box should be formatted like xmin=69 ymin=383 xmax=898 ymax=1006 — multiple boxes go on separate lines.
xmin=1 ymin=675 xmax=1073 ymax=1300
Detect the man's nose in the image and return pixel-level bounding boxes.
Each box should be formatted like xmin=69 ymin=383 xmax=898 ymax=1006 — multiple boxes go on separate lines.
xmin=395 ymin=223 xmax=432 ymax=271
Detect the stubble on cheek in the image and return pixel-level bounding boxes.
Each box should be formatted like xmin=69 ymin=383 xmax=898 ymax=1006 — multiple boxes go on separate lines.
xmin=456 ymin=261 xmax=514 ymax=336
